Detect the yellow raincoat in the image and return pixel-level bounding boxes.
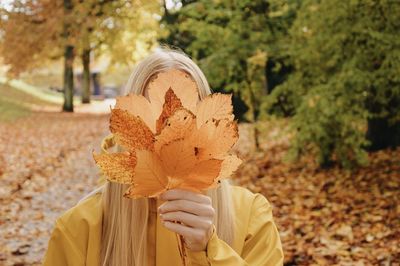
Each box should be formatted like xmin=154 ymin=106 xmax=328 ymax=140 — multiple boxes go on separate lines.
xmin=43 ymin=135 xmax=284 ymax=265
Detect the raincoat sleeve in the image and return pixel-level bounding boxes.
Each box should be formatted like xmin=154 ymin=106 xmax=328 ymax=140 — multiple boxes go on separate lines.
xmin=42 ymin=218 xmax=85 ymax=266
xmin=187 ymin=193 xmax=284 ymax=266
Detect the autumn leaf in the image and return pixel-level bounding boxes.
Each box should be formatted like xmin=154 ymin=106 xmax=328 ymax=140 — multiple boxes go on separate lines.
xmin=159 ymin=138 xmax=197 ymax=180
xmin=155 ymin=88 xmax=183 ymax=134
xmin=115 ymin=94 xmax=156 ymax=133
xmin=216 ymin=154 xmax=243 ymax=180
xmin=147 ymin=69 xmax=199 ymax=119
xmin=154 ymin=108 xmax=196 ymax=153
xmin=109 ymin=108 xmax=155 ymax=151
xmin=124 ymin=150 xmax=168 ymax=198
xmin=92 ymin=151 xmax=137 ymax=184
xmin=113 ymin=69 xmax=199 ymax=135
xmin=189 ymin=118 xmax=239 ymax=160
xmin=195 ymin=93 xmax=234 ymax=128
xmin=178 ymin=159 xmax=223 ymax=191
xmin=93 ymin=76 xmax=242 ymax=199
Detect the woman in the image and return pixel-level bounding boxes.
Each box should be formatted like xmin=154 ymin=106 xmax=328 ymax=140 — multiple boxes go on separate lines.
xmin=43 ymin=48 xmax=284 ymax=266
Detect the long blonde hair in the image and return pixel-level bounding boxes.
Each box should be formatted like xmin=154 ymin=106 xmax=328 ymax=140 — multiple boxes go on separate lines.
xmin=100 ymin=47 xmax=235 ymax=266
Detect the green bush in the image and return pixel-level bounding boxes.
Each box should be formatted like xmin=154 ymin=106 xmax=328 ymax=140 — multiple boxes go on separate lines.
xmin=270 ymin=0 xmax=400 ymax=167
xmin=161 ymin=0 xmax=400 ymax=167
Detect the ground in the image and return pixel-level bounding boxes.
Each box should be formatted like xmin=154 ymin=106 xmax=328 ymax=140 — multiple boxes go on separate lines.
xmin=234 ymin=123 xmax=399 ymax=266
xmin=0 ymin=108 xmax=398 ymax=265
xmin=0 ymin=111 xmax=109 ymax=265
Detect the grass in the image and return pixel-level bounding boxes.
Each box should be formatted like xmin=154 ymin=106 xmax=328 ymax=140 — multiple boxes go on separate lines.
xmin=0 ymin=97 xmax=31 ymax=122
xmin=0 ymin=78 xmax=110 ymax=122
xmin=0 ymin=83 xmax=59 ymax=122
xmin=0 ymin=77 xmax=63 ymax=104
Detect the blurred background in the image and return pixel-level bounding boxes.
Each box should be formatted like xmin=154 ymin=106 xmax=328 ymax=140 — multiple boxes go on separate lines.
xmin=0 ymin=0 xmax=399 ymax=265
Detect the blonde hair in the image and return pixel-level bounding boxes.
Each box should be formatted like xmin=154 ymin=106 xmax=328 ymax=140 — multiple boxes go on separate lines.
xmin=99 ymin=47 xmax=235 ymax=266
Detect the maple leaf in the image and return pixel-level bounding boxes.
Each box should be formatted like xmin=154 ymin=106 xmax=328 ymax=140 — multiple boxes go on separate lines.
xmin=114 ymin=69 xmax=199 ymax=134
xmin=93 ymin=151 xmax=137 ymax=184
xmin=93 ymin=70 xmax=242 ymax=199
xmin=109 ymin=108 xmax=155 ymax=151
xmin=195 ymin=93 xmax=235 ymax=128
xmin=155 ymin=88 xmax=183 ymax=134
xmin=114 ymin=93 xmax=156 ymax=133
xmin=147 ymin=69 xmax=200 ymax=118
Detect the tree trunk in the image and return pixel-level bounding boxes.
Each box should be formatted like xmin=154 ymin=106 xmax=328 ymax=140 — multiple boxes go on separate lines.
xmin=62 ymin=0 xmax=74 ymax=112
xmin=63 ymin=45 xmax=74 ymax=112
xmin=81 ymin=48 xmax=91 ymax=104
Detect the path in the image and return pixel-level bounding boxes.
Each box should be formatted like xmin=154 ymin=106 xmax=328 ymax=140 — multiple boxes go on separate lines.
xmin=0 ymin=111 xmax=109 ymax=265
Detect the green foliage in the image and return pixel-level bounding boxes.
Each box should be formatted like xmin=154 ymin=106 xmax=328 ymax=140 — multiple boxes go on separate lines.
xmin=268 ymin=0 xmax=400 ymax=167
xmin=162 ymin=0 xmax=400 ymax=167
xmin=288 ymin=85 xmax=369 ymax=168
xmin=162 ymin=0 xmax=299 ymax=122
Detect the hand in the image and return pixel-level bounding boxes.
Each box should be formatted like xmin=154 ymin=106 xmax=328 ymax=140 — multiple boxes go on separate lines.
xmin=158 ymin=189 xmax=215 ymax=252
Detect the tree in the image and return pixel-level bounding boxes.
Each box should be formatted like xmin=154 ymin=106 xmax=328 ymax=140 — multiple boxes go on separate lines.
xmin=160 ymin=0 xmax=298 ymax=147
xmin=0 ymin=0 xmax=160 ymax=109
xmin=62 ymin=0 xmax=74 ymax=111
xmin=268 ymin=0 xmax=400 ymax=167
xmin=0 ymin=1 xmax=62 ymax=75
xmin=72 ymin=0 xmax=159 ymax=104
xmin=158 ymin=0 xmax=197 ymax=50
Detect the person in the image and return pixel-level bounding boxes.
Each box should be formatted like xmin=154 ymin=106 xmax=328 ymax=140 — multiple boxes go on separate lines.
xmin=42 ymin=48 xmax=284 ymax=266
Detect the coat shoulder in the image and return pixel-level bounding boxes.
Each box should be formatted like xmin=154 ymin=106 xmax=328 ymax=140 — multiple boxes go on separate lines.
xmin=229 ymin=185 xmax=275 ymax=238
xmin=43 ymin=191 xmax=103 ymax=265
xmin=230 ymin=184 xmax=272 ymax=210
xmin=57 ymin=190 xmax=103 ymax=239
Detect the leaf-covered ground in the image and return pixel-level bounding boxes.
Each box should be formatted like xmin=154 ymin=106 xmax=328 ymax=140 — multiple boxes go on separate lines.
xmin=0 ymin=112 xmax=398 ymax=265
xmin=233 ymin=123 xmax=400 ymax=266
xmin=0 ymin=112 xmax=109 ymax=265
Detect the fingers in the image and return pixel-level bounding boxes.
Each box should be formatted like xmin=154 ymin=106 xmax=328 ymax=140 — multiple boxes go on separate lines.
xmin=162 ymin=221 xmax=206 ymax=244
xmin=159 ymin=189 xmax=211 ymax=205
xmin=160 ymin=211 xmax=212 ymax=229
xmin=158 ymin=199 xmax=215 ymax=218
xmin=158 ymin=189 xmax=215 ymax=252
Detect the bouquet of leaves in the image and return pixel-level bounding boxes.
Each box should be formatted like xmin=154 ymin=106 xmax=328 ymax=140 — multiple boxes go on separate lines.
xmin=93 ymin=69 xmax=242 ymax=198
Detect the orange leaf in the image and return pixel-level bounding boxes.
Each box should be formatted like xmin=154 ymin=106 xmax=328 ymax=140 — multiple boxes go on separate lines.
xmin=92 ymin=151 xmax=136 ymax=184
xmin=94 ymin=75 xmax=242 ymax=199
xmin=195 ymin=93 xmax=234 ymax=129
xmin=115 ymin=94 xmax=156 ymax=133
xmin=179 ymin=159 xmax=223 ymax=192
xmin=216 ymin=154 xmax=242 ymax=180
xmin=125 ymin=150 xmax=168 ymax=199
xmin=155 ymin=88 xmax=183 ymax=134
xmin=159 ymin=138 xmax=197 ymax=180
xmin=147 ymin=69 xmax=199 ymax=120
xmin=190 ymin=119 xmax=239 ymax=160
xmin=155 ymin=108 xmax=195 ymax=153
xmin=110 ymin=108 xmax=155 ymax=151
